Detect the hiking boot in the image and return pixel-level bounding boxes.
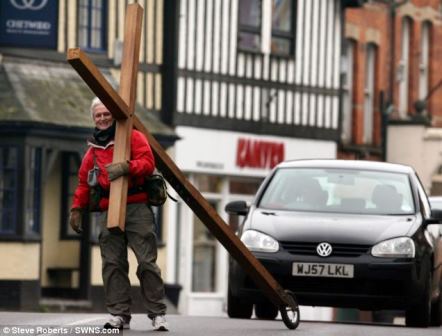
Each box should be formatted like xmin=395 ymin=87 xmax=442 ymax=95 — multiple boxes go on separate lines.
xmin=103 ymin=315 xmax=130 ymax=330
xmin=152 ymin=315 xmax=169 ymax=331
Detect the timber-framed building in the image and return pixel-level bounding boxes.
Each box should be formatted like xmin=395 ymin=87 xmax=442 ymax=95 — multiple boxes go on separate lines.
xmin=0 ymin=0 xmax=364 ymax=316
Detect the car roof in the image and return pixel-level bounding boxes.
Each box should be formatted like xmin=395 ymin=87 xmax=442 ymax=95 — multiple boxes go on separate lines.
xmin=277 ymin=159 xmax=414 ymax=174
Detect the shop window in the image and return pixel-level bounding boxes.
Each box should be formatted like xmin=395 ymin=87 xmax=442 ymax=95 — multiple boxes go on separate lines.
xmin=0 ymin=146 xmax=18 ymax=234
xmin=342 ymin=39 xmax=356 ymax=144
xmin=228 ymin=177 xmax=263 ymax=232
xmin=24 ymin=147 xmax=42 ymax=235
xmin=61 ymin=152 xmax=82 ymax=239
xmin=271 ymin=0 xmax=295 ymax=55
xmin=192 ymin=200 xmax=218 ymax=292
xmin=194 ymin=175 xmax=223 ymax=193
xmin=78 ymin=0 xmax=107 ymax=52
xmin=238 ymin=0 xmax=262 ymax=51
xmin=229 ymin=177 xmax=262 ymax=195
xmin=364 ymin=43 xmax=377 ymax=144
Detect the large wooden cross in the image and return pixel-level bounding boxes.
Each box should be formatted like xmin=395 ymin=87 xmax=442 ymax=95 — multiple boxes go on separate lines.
xmin=67 ymin=3 xmax=298 ymax=329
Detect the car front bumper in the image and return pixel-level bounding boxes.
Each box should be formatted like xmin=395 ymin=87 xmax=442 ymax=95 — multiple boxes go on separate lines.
xmin=229 ymin=250 xmax=427 ymax=310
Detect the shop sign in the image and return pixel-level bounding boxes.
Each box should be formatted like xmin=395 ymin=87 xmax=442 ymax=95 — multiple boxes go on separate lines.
xmin=236 ymin=138 xmax=285 ymax=169
xmin=0 ymin=0 xmax=58 ymax=48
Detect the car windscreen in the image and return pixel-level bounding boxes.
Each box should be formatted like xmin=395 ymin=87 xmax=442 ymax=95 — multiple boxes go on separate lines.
xmin=258 ymin=168 xmax=415 ymax=215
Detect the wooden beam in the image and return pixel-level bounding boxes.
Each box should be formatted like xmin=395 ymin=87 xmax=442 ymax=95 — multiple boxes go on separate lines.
xmin=67 ymin=48 xmax=129 ymax=120
xmin=107 ymin=3 xmax=143 ymax=232
xmin=131 ymin=120 xmax=291 ymax=309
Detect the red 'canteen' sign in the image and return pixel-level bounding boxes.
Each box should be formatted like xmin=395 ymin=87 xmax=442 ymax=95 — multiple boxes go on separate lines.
xmin=236 ymin=138 xmax=285 ymax=169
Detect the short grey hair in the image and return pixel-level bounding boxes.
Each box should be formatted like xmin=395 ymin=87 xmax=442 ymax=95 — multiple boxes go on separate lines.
xmin=90 ymin=97 xmax=103 ymax=118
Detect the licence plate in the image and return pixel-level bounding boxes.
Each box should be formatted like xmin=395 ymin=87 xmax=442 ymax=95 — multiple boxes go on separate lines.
xmin=292 ymin=263 xmax=354 ymax=278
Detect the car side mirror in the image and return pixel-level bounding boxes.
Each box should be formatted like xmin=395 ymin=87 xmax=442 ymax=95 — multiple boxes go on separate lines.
xmin=225 ymin=201 xmax=249 ymax=216
xmin=426 ymin=209 xmax=442 ymax=225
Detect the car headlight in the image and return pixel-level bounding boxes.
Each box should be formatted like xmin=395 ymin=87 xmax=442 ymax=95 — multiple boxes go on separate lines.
xmin=371 ymin=237 xmax=415 ymax=258
xmin=240 ymin=230 xmax=279 ymax=253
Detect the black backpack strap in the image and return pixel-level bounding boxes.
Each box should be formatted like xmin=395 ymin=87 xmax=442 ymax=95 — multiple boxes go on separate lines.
xmin=167 ymin=191 xmax=178 ymax=202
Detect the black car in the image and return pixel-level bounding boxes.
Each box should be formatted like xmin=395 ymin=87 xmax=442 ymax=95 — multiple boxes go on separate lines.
xmin=226 ymin=160 xmax=442 ymax=328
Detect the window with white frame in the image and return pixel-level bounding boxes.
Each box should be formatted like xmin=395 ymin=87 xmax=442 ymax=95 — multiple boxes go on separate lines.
xmin=61 ymin=152 xmax=81 ymax=239
xmin=78 ymin=0 xmax=107 ymax=52
xmin=190 ymin=174 xmax=262 ymax=293
xmin=271 ymin=0 xmax=295 ymax=55
xmin=24 ymin=147 xmax=42 ymax=235
xmin=398 ymin=17 xmax=412 ymax=117
xmin=191 ymin=174 xmax=222 ymax=293
xmin=0 ymin=146 xmax=18 ymax=235
xmin=419 ymin=21 xmax=431 ymax=113
xmin=238 ymin=0 xmax=262 ymax=51
xmin=342 ymin=39 xmax=356 ymax=143
xmin=364 ymin=43 xmax=377 ymax=144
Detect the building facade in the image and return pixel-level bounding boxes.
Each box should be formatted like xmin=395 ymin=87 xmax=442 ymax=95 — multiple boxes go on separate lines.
xmin=166 ymin=0 xmax=364 ymax=316
xmin=340 ymin=0 xmax=442 ymax=163
xmin=0 ymin=0 xmax=177 ymax=311
xmin=0 ymin=0 xmax=365 ymax=317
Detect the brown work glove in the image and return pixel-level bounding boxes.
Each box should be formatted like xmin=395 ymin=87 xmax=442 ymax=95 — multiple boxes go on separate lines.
xmin=69 ymin=208 xmax=83 ymax=234
xmin=105 ymin=161 xmax=130 ymax=181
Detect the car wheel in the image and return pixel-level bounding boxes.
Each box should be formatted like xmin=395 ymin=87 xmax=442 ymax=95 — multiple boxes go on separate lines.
xmin=280 ymin=290 xmax=300 ymax=330
xmin=255 ymin=301 xmax=278 ymax=320
xmin=430 ymin=283 xmax=442 ymax=326
xmin=405 ymin=271 xmax=431 ymax=328
xmin=227 ymin=286 xmax=253 ymax=319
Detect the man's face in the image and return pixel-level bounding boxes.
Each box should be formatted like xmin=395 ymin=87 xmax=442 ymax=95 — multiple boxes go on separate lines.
xmin=93 ymin=104 xmax=113 ymax=130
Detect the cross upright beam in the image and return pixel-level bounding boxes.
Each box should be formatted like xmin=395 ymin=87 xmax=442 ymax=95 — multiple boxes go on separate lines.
xmin=74 ymin=3 xmax=142 ymax=232
xmin=107 ymin=4 xmax=143 ymax=232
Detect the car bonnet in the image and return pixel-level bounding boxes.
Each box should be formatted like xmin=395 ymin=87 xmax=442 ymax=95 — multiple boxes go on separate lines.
xmin=249 ymin=209 xmax=418 ymax=245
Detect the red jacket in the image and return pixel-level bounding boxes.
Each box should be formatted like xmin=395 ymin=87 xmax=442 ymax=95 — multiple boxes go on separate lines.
xmin=72 ymin=130 xmax=155 ymax=211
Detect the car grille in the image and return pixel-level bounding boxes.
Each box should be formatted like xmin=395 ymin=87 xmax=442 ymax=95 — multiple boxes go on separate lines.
xmin=280 ymin=241 xmax=371 ymax=257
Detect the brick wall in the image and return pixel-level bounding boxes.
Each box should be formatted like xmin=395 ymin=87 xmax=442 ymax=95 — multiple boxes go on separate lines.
xmin=341 ymin=0 xmax=442 ymax=160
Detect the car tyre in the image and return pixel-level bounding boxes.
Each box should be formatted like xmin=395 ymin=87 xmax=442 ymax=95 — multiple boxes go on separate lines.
xmin=405 ymin=271 xmax=431 ymax=328
xmin=227 ymin=286 xmax=253 ymax=319
xmin=430 ymin=283 xmax=442 ymax=326
xmin=255 ymin=301 xmax=278 ymax=320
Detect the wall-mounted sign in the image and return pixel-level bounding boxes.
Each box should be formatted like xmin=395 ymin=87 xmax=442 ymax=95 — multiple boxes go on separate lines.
xmin=0 ymin=0 xmax=58 ymax=49
xmin=175 ymin=127 xmax=336 ymax=177
xmin=236 ymin=138 xmax=285 ymax=169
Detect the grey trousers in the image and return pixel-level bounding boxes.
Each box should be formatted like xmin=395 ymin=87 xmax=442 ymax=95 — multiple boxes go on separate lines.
xmin=98 ymin=203 xmax=167 ymax=319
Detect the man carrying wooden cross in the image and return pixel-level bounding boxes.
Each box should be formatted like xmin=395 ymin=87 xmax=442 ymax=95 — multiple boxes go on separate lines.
xmin=69 ymin=97 xmax=169 ymax=331
xmin=66 ymin=2 xmax=299 ymax=331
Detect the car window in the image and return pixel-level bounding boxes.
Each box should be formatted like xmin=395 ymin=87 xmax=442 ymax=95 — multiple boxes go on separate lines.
xmin=259 ymin=168 xmax=415 ymax=215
